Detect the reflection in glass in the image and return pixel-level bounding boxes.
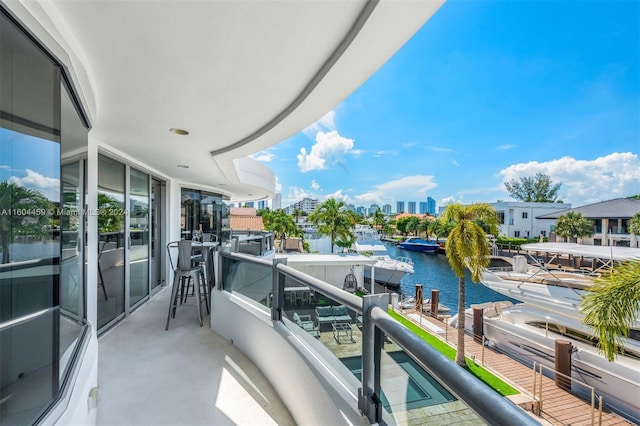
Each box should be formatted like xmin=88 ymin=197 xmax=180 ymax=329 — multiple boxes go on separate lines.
xmin=60 ymin=162 xmax=82 ymax=318
xmin=180 ymin=188 xmax=223 ymax=242
xmin=129 ymin=168 xmax=149 ymax=307
xmin=97 ymin=155 xmax=126 ymax=329
xmin=150 ymin=178 xmax=164 ymax=290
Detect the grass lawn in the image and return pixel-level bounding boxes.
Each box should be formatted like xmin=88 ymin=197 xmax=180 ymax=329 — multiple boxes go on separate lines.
xmin=387 ymin=309 xmax=519 ymax=397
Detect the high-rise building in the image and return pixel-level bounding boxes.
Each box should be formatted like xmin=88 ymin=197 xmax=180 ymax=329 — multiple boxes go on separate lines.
xmin=427 ymin=197 xmax=436 ymax=215
xmin=258 ymin=200 xmax=266 ymax=209
xmin=396 ymin=201 xmax=405 ymax=214
xmin=356 ymin=206 xmax=367 ymax=216
xmin=408 ymin=201 xmax=416 ymax=214
xmin=382 ymin=204 xmax=392 ymax=215
xmin=272 ymin=193 xmax=282 ymax=210
xmin=419 ymin=202 xmax=428 ymax=214
xmin=288 ymin=197 xmax=318 ymax=214
xmin=368 ymin=203 xmax=380 ymax=216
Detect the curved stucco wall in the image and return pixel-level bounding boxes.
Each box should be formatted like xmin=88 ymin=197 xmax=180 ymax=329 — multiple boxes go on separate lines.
xmin=210 ymin=290 xmax=367 ymax=426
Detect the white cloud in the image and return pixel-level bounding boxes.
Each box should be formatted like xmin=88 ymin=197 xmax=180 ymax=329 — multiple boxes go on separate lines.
xmin=452 ymin=159 xmax=460 ymax=167
xmin=499 ymin=152 xmax=640 ymax=206
xmin=439 ymin=196 xmax=458 ymax=206
xmin=311 ymin=180 xmax=320 ymax=191
xmin=373 ymin=150 xmax=386 ymax=158
xmin=428 ymin=146 xmax=455 ymax=153
xmin=303 ymin=109 xmax=336 ymax=136
xmin=352 ymin=175 xmax=438 ymax=206
xmin=250 ymin=150 xmax=275 ymax=163
xmin=403 ymin=142 xmax=417 ymax=149
xmin=297 ymin=130 xmax=356 ymax=172
xmin=325 ymin=189 xmax=352 ymax=204
xmin=9 ymin=169 xmax=60 ymax=201
xmin=496 ymin=144 xmax=516 ymax=150
xmin=0 ymin=165 xmax=10 ymax=169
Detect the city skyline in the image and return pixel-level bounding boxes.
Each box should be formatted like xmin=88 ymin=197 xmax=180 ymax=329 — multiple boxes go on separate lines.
xmin=252 ymin=1 xmax=639 ymax=211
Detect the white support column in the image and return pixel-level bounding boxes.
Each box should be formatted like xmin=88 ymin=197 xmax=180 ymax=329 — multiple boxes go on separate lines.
xmin=86 ymin=135 xmax=99 ymax=333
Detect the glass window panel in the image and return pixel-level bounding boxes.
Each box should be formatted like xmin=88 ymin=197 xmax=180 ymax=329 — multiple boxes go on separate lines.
xmin=129 ymin=168 xmax=149 ymax=307
xmin=97 ymin=155 xmax=125 ymax=329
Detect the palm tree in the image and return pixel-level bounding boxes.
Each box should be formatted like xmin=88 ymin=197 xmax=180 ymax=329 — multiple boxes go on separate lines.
xmin=372 ymin=208 xmax=386 ymax=230
xmin=0 ymin=181 xmax=52 ymax=263
xmin=441 ymin=203 xmax=499 ymax=367
xmin=554 ymin=211 xmax=594 ymax=242
xmin=628 ymin=213 xmax=640 ymax=248
xmin=292 ymin=207 xmax=305 ymax=224
xmin=308 ymin=198 xmax=353 ymax=254
xmin=580 ymin=260 xmax=640 ymax=361
xmin=262 ymin=209 xmax=298 ymax=241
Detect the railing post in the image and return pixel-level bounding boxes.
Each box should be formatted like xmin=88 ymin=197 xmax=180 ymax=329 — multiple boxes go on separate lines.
xmin=271 ymin=258 xmax=287 ymax=321
xmin=360 ymin=293 xmax=388 ymax=424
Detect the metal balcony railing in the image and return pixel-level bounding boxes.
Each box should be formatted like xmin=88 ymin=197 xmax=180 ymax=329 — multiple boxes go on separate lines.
xmin=217 ymin=251 xmax=539 ymax=425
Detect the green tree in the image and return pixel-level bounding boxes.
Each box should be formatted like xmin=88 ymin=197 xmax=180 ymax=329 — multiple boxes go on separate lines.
xmin=292 ymin=207 xmax=305 ymax=223
xmin=580 ymin=261 xmax=640 ymax=361
xmin=504 ymin=172 xmax=562 ymax=202
xmin=416 ymin=218 xmax=431 ymax=238
xmin=372 ymin=208 xmax=386 ymax=230
xmin=554 ymin=211 xmax=594 ymax=241
xmin=308 ymin=198 xmax=353 ymax=254
xmin=261 ymin=209 xmax=298 ymax=241
xmin=0 ymin=181 xmax=52 ymax=264
xmin=405 ymin=217 xmax=420 ymax=236
xmin=428 ymin=219 xmax=453 ymax=243
xmin=97 ymin=193 xmax=124 ymax=233
xmin=441 ymin=203 xmax=499 ymax=367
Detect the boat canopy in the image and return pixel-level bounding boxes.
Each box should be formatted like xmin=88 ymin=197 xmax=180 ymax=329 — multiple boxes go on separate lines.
xmin=521 ymin=243 xmax=640 ymax=262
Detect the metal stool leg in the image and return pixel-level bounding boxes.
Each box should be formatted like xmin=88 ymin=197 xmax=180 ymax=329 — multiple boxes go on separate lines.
xmin=193 ymin=271 xmax=203 ymax=327
xmin=166 ymin=272 xmax=181 ymax=330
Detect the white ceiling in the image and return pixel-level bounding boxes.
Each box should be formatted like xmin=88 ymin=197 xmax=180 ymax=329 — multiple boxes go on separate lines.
xmin=42 ymin=0 xmax=443 ymax=200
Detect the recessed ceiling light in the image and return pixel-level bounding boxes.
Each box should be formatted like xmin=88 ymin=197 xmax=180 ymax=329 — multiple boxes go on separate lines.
xmin=176 ymin=164 xmax=189 ymax=168
xmin=170 ymin=128 xmax=189 ymax=135
xmin=248 ymin=193 xmax=253 ymax=196
xmin=218 ymin=183 xmax=226 ymax=186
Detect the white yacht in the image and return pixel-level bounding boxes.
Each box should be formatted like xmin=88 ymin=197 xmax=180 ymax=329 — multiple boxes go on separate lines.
xmin=478 ymin=303 xmax=640 ymax=424
xmin=352 ymin=225 xmax=414 ymax=287
xmin=475 ymin=244 xmax=640 ymax=423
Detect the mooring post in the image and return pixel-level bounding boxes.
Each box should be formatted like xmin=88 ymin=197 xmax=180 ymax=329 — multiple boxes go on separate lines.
xmin=555 ymin=339 xmax=572 ymax=391
xmin=430 ymin=289 xmax=439 ymax=318
xmin=473 ymin=307 xmax=484 ymax=343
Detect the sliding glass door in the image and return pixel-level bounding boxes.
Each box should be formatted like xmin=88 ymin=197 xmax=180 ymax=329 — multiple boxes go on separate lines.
xmin=129 ymin=168 xmax=149 ymax=307
xmin=97 ymin=155 xmax=126 ymax=329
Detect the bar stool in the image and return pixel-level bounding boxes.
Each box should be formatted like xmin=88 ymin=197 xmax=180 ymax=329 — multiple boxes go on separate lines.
xmin=165 ymin=240 xmax=208 ymax=330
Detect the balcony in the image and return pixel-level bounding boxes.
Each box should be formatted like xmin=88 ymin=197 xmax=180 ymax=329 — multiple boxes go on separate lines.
xmin=96 ymin=288 xmax=294 ymax=425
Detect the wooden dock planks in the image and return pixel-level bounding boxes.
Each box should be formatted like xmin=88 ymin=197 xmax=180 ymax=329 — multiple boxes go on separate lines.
xmin=398 ymin=309 xmax=633 ymax=425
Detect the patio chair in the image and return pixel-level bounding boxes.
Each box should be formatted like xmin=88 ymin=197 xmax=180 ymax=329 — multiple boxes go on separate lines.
xmin=292 ymin=312 xmax=320 ymax=338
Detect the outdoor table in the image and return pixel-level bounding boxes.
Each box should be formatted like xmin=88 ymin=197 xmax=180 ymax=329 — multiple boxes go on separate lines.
xmin=332 ymin=322 xmax=355 ymax=344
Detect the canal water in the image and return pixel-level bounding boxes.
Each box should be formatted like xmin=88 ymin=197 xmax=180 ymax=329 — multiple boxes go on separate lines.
xmin=307 ymin=237 xmax=517 ymax=313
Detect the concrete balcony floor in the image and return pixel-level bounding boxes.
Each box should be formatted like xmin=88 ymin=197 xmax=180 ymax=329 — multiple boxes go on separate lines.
xmin=97 ymin=286 xmax=294 ymax=425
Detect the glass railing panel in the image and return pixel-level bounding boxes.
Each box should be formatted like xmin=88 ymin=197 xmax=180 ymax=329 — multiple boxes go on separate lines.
xmin=1 ymin=309 xmax=59 ymax=425
xmin=220 ymin=256 xmax=272 ymax=308
xmin=281 ymin=274 xmax=363 ymax=385
xmin=379 ymin=346 xmax=485 ymax=425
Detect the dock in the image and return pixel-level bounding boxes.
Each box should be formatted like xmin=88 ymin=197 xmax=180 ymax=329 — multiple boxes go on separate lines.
xmin=396 ymin=308 xmax=633 ymax=426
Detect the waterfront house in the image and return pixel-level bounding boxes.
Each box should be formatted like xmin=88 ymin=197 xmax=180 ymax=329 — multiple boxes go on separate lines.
xmin=537 ymin=198 xmax=640 ymax=248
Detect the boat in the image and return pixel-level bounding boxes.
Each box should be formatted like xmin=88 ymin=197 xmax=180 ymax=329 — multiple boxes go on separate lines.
xmin=400 ymin=296 xmax=450 ymax=313
xmin=398 ymin=237 xmax=440 ymax=253
xmin=465 ymin=302 xmax=640 ymax=424
xmin=352 ymin=225 xmax=414 ymax=287
xmin=475 ymin=244 xmax=640 ymax=423
xmin=481 ymin=255 xmax=597 ymax=318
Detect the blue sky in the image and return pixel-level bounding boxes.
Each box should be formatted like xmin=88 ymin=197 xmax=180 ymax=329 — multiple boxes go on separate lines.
xmin=255 ymin=0 xmax=639 ymax=211
xmin=0 ymin=128 xmax=60 ymax=202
